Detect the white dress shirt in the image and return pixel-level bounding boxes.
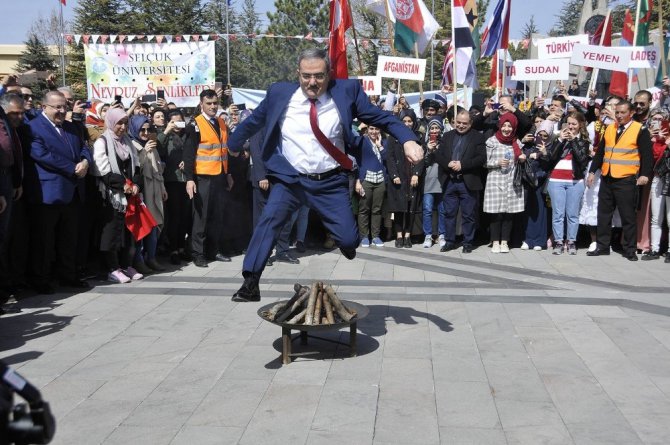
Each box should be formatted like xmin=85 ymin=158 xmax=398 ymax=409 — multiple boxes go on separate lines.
xmin=280 ymin=88 xmax=345 ymax=174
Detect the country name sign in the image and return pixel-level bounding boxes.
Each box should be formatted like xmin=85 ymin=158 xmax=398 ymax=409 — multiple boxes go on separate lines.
xmin=376 ymin=56 xmax=427 ymax=81
xmin=570 ymin=44 xmax=631 ymax=72
xmin=350 ymin=76 xmax=382 ymax=96
xmin=537 ymin=34 xmax=589 ymax=59
xmin=510 ymin=59 xmax=571 ymax=81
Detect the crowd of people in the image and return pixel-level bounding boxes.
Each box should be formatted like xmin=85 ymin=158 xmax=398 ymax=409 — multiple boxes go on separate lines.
xmin=1 ymin=68 xmax=669 ymax=304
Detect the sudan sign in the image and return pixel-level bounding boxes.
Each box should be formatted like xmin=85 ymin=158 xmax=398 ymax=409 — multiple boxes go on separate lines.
xmin=510 ymin=59 xmax=570 ymax=81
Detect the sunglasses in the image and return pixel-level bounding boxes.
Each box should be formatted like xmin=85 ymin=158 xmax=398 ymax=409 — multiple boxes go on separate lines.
xmin=22 ymin=94 xmax=33 ymax=100
xmin=633 ymin=102 xmax=648 ymax=107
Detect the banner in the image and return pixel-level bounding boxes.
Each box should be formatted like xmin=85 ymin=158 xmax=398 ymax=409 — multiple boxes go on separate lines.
xmin=537 ymin=34 xmax=589 ymax=59
xmin=510 ymin=59 xmax=570 ymax=81
xmin=84 ymin=42 xmax=216 ymax=107
xmin=376 ymin=56 xmax=427 ymax=81
xmin=350 ymin=76 xmax=382 ymax=96
xmin=623 ymin=45 xmax=659 ymax=69
xmin=570 ymin=44 xmax=631 ymax=72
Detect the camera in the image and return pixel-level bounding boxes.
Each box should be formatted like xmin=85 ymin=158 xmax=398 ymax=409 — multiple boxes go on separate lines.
xmin=1 ymin=361 xmax=55 ymax=444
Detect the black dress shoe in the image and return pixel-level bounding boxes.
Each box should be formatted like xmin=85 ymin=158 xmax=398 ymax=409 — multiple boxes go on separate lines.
xmin=232 ymin=272 xmax=261 ymax=302
xmin=59 ymin=278 xmax=91 ymax=289
xmin=440 ymin=242 xmax=456 ymax=252
xmin=462 ymin=245 xmax=473 ymax=253
xmin=295 ymin=241 xmax=306 ymax=253
xmin=340 ymin=247 xmax=356 ymax=260
xmin=215 ymin=253 xmax=231 ymax=262
xmin=395 ymin=238 xmax=403 ymax=248
xmin=586 ymin=249 xmax=610 ymax=257
xmin=170 ymin=252 xmax=182 ymax=265
xmin=403 ymin=237 xmax=412 ymax=248
xmin=275 ymin=253 xmax=300 ymax=264
xmin=623 ymin=252 xmax=638 ymax=261
xmin=266 ymin=257 xmax=274 ymax=266
xmin=193 ymin=256 xmax=208 ymax=267
xmin=641 ymin=251 xmax=660 ymax=261
xmin=33 ymin=283 xmax=55 ymax=295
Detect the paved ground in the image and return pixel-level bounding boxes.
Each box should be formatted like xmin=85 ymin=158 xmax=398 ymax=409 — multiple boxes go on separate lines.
xmin=2 ymin=243 xmax=670 ymax=444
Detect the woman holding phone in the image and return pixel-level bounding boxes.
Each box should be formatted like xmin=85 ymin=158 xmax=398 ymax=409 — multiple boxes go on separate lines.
xmin=546 ymin=111 xmax=591 ymax=255
xmin=421 ymin=119 xmax=446 ymax=248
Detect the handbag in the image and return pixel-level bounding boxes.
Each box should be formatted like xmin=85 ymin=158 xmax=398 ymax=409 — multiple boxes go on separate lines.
xmin=513 ymin=161 xmax=538 ymax=189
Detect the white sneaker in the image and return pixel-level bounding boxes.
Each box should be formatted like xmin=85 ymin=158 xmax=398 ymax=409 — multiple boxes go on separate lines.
xmin=491 ymin=242 xmax=501 ymax=253
xmin=533 ymin=246 xmax=543 ymax=251
xmin=422 ymin=235 xmax=432 ymax=248
xmin=108 ymin=269 xmax=131 ymax=283
xmin=122 ymin=266 xmax=143 ymax=281
xmin=520 ymin=242 xmax=529 ymax=250
xmin=588 ymin=242 xmax=597 ymax=252
xmin=500 ymin=242 xmax=510 ymax=253
xmin=438 ymin=234 xmax=446 ymax=248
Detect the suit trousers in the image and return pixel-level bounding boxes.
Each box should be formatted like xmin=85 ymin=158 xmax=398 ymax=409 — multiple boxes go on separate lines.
xmin=597 ymin=175 xmax=638 ymax=254
xmin=252 ymin=184 xmax=294 ymax=257
xmin=31 ymin=197 xmax=79 ymax=284
xmin=243 ymin=172 xmax=357 ymax=273
xmin=191 ymin=174 xmax=222 ymax=258
xmin=165 ymin=181 xmax=191 ymax=252
xmin=443 ymin=180 xmax=478 ymax=245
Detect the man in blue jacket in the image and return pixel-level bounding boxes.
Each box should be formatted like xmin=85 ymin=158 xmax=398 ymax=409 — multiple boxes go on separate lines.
xmin=27 ymin=91 xmax=92 ymax=294
xmin=227 ymin=48 xmax=423 ymax=302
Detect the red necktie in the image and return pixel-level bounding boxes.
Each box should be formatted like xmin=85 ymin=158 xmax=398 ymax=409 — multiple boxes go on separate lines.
xmin=309 ymin=99 xmax=353 ymax=170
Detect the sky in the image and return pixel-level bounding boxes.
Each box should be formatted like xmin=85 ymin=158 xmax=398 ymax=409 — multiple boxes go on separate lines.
xmin=1 ymin=0 xmax=567 ymax=45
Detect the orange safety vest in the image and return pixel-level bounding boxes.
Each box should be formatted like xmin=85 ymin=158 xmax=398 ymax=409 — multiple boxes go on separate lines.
xmin=602 ymin=121 xmax=642 ymax=178
xmin=194 ymin=114 xmax=228 ymax=176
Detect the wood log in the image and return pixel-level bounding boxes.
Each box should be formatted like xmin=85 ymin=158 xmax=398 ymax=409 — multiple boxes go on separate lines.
xmin=325 ymin=285 xmax=355 ymax=322
xmin=322 ymin=316 xmax=328 ymax=324
xmin=313 ymin=289 xmax=323 ymax=326
xmin=323 ymin=291 xmax=336 ymax=324
xmin=304 ymin=282 xmax=319 ymax=325
xmin=262 ymin=283 xmax=304 ymax=321
xmin=276 ymin=285 xmax=310 ymax=323
xmin=287 ymin=308 xmax=307 ymax=324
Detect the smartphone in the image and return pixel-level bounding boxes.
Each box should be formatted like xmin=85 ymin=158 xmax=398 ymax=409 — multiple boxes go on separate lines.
xmin=174 ymin=121 xmax=186 ymax=129
xmin=234 ymin=103 xmax=246 ymax=111
xmin=429 ymin=133 xmax=438 ymax=143
xmin=491 ymin=103 xmax=501 ymax=110
xmin=114 ymin=94 xmax=122 ymax=103
xmin=650 ymin=120 xmax=661 ymax=131
xmin=83 ymin=101 xmax=92 ymax=109
xmin=146 ymin=132 xmax=157 ymax=141
xmin=141 ymin=94 xmax=157 ymax=103
xmin=156 ymin=89 xmax=165 ymax=100
xmin=561 ymin=123 xmax=569 ymax=131
xmin=534 ymin=134 xmax=545 ymax=146
xmin=214 ymin=80 xmax=223 ymax=90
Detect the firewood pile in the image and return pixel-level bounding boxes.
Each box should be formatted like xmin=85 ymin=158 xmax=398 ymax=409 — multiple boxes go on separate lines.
xmin=261 ymin=282 xmax=357 ymax=325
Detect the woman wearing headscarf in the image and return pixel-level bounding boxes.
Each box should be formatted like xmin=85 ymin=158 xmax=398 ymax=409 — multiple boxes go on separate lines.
xmin=129 ymin=115 xmax=167 ymax=273
xmin=93 ymin=108 xmax=143 ymax=283
xmin=483 ymin=113 xmax=527 ymax=253
xmin=421 ymin=118 xmax=447 ymax=248
xmin=385 ymin=108 xmax=424 ymax=247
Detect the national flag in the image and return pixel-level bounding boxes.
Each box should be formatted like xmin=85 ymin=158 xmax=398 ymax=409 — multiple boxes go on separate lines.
xmin=442 ymin=1 xmax=477 ymax=88
xmin=589 ymin=13 xmax=612 ymax=46
xmin=59 ymin=0 xmax=66 ymax=4
xmin=610 ymin=9 xmax=634 ymax=98
xmin=329 ymin=0 xmax=352 ymax=79
xmin=655 ymin=20 xmax=670 ymax=86
xmin=635 ymin=0 xmax=654 ymax=46
xmin=365 ymin=0 xmax=440 ymax=55
xmin=488 ymin=50 xmax=515 ymax=90
xmin=480 ymin=0 xmax=511 ymax=57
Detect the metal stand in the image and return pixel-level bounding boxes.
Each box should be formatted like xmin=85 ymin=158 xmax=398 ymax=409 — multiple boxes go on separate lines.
xmin=280 ymin=322 xmax=358 ymax=365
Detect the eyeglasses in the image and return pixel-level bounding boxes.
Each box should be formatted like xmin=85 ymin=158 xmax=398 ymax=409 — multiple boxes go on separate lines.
xmin=299 ymin=72 xmax=326 ymax=81
xmin=633 ymin=102 xmax=648 ymax=107
xmin=45 ymin=104 xmax=67 ymax=111
xmin=22 ymin=94 xmax=33 ymax=100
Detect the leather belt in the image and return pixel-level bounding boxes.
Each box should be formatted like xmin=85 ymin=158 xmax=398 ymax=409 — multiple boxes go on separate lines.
xmin=299 ymin=167 xmax=343 ymax=181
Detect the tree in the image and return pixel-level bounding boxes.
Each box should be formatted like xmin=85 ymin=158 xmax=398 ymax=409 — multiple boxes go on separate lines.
xmin=549 ymin=0 xmax=584 ymax=37
xmin=28 ymin=8 xmax=70 ymax=47
xmin=15 ymin=34 xmax=58 ymax=73
xmin=521 ymin=16 xmax=539 ymax=41
xmin=125 ymin=0 xmax=207 ymax=35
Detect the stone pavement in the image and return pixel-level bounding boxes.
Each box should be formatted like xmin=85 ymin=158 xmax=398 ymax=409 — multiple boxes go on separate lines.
xmin=2 ymin=243 xmax=670 ymax=444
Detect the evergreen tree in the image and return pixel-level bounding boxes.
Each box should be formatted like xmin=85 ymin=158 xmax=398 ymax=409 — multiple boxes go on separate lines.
xmin=125 ymin=0 xmax=207 ymax=35
xmin=521 ymin=16 xmax=539 ymax=40
xmin=549 ymin=0 xmax=584 ymax=37
xmin=15 ymin=34 xmax=58 ymax=73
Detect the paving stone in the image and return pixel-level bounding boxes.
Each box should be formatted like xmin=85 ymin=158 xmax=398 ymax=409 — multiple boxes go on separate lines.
xmin=374 ymin=387 xmax=440 ymax=444
xmin=170 ymin=426 xmax=244 ymax=445
xmin=187 ymin=379 xmax=270 ymax=427
xmin=435 ymin=380 xmax=500 ymax=429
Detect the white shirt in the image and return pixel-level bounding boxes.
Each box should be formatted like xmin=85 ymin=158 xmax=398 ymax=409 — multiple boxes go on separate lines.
xmin=280 ymin=88 xmax=345 ymax=174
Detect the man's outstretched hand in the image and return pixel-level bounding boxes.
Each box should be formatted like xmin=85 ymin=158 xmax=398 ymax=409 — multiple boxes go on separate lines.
xmin=403 ymin=140 xmax=424 ymax=164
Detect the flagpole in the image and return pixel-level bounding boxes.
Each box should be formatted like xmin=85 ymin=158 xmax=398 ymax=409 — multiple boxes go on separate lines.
xmin=225 ymin=1 xmax=231 ymax=85
xmin=59 ymin=0 xmax=66 ymax=86
xmin=660 ymin=0 xmax=667 ymax=79
xmin=630 ymin=0 xmax=643 ymax=98
xmin=588 ymin=10 xmax=612 ymax=95
xmin=451 ymin=1 xmax=457 ymax=107
xmin=415 ymin=42 xmax=424 ymax=101
xmin=347 ymin=1 xmax=365 ymax=75
xmin=383 ymin=0 xmax=397 ymax=55
xmin=502 ymin=49 xmax=507 ymax=96
xmin=495 ymin=49 xmax=500 ymax=100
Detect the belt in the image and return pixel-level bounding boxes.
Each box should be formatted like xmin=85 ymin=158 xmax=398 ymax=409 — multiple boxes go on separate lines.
xmin=299 ymin=167 xmax=343 ymax=181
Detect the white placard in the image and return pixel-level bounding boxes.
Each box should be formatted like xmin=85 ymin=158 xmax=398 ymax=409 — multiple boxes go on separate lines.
xmin=350 ymin=76 xmax=382 ymax=96
xmin=570 ymin=44 xmax=631 ymax=72
xmin=622 ymin=45 xmax=660 ymax=69
xmin=376 ymin=56 xmax=427 ymax=81
xmin=537 ymin=34 xmax=589 ymax=59
xmin=511 ymin=59 xmax=571 ymax=81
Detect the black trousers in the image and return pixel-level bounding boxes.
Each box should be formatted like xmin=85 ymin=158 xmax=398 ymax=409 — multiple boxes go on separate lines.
xmin=165 ymin=181 xmax=191 ymax=252
xmin=31 ymin=198 xmax=79 ymax=284
xmin=489 ymin=213 xmax=514 ymax=242
xmin=191 ymin=174 xmax=222 ymax=258
xmin=597 ymin=175 xmax=638 ymax=254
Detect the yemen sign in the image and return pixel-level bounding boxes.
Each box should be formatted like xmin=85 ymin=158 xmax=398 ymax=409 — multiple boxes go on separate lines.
xmin=376 ymin=55 xmax=426 ymax=81
xmin=537 ymin=34 xmax=589 ymax=60
xmin=350 ymin=76 xmax=382 ymax=96
xmin=570 ymin=44 xmax=631 ymax=72
xmin=510 ymin=59 xmax=570 ymax=81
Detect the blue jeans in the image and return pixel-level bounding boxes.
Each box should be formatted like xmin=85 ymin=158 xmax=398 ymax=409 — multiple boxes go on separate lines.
xmin=135 ymin=226 xmax=159 ymax=262
xmin=422 ymin=192 xmax=446 ymax=236
xmin=547 ymin=180 xmax=585 ymax=242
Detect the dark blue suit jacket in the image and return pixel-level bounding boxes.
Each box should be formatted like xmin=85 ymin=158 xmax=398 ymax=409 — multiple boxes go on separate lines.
xmin=27 ymin=115 xmax=92 ymax=204
xmin=228 ymin=79 xmax=417 ymax=183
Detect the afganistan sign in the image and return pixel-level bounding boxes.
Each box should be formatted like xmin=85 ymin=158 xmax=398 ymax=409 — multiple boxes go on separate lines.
xmin=376 ymin=55 xmax=427 ymax=81
xmin=84 ymin=42 xmax=215 ymax=107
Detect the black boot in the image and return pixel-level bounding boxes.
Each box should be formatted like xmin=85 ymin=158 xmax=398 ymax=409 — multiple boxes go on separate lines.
xmin=232 ymin=271 xmax=261 ymax=302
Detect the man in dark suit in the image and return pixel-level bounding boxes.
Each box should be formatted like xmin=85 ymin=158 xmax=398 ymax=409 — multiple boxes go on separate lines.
xmin=227 ymin=48 xmax=423 ymax=302
xmin=431 ymin=110 xmax=486 ymax=253
xmin=27 ymin=91 xmax=92 ymax=293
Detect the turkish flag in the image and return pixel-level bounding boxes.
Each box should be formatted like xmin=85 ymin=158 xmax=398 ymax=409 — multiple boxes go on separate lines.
xmin=610 ymin=9 xmax=634 ymax=98
xmin=329 ymin=0 xmax=351 ymax=79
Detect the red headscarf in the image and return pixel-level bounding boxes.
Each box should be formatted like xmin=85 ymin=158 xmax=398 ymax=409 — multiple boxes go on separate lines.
xmin=495 ymin=113 xmax=522 ymax=159
xmin=85 ymin=101 xmax=107 ymax=127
